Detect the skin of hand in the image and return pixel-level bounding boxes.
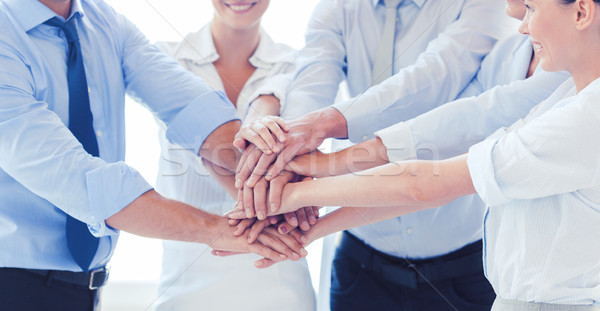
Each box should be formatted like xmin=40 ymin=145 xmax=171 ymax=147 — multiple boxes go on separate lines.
xmin=235 ymin=106 xmax=348 ymax=189
xmin=106 ymin=190 xmax=300 ymax=266
xmin=285 ymin=138 xmax=391 ymax=178
xmin=233 ymin=95 xmax=284 ymax=152
xmin=228 ymin=154 xmax=475 ymax=219
xmin=199 ymin=120 xmax=242 ymax=173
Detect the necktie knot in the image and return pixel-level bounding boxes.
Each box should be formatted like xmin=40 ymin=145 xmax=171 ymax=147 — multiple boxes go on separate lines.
xmin=44 ymin=17 xmax=79 ymax=44
xmin=383 ymin=0 xmax=403 ymax=9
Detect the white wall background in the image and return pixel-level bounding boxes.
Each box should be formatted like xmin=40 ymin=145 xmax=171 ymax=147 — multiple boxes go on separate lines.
xmin=100 ymin=1 xmax=324 ymax=310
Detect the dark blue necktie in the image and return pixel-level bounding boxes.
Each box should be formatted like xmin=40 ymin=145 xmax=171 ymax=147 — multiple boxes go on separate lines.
xmin=45 ymin=16 xmax=100 ymax=272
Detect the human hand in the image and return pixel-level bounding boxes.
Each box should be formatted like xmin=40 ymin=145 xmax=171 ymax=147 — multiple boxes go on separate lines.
xmin=233 ymin=116 xmax=289 ymax=153
xmin=235 ymin=170 xmax=299 ymax=219
xmin=212 ymin=226 xmax=308 ymax=268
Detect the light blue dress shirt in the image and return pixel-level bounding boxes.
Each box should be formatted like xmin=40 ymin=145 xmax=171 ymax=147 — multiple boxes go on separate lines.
xmin=468 ymin=77 xmax=600 ymax=306
xmin=280 ymin=0 xmax=516 ymax=140
xmin=370 ymin=34 xmax=570 ymax=258
xmin=0 ymin=0 xmax=239 ymax=271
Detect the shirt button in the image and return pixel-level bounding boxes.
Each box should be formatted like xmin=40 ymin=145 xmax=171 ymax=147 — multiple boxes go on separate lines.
xmin=88 ymin=87 xmax=91 ymax=93
xmin=96 ymin=130 xmax=103 ymax=137
xmin=406 ymin=228 xmax=413 ymax=234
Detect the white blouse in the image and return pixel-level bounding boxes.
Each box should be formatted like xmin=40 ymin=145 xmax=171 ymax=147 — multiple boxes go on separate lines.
xmin=154 ymin=24 xmax=315 ymax=311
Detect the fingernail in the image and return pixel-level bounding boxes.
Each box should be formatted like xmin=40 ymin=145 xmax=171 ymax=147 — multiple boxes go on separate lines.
xmin=308 ymin=215 xmax=316 ymax=224
xmin=290 ymin=217 xmax=298 ymax=227
xmin=246 ymin=209 xmax=253 ymax=218
xmin=300 ymin=248 xmax=308 ymax=257
xmin=279 ymin=254 xmax=287 ymax=259
xmin=270 ymin=204 xmax=277 ymax=213
xmin=292 ymin=252 xmax=300 ymax=259
xmin=257 ymin=211 xmax=265 ymax=220
xmin=235 ymin=179 xmax=241 ymax=188
xmin=247 ymin=237 xmax=253 ymax=243
xmin=279 ymin=135 xmax=286 ymax=141
xmin=301 ymin=221 xmax=309 ymax=230
xmin=301 ymin=236 xmax=307 ymax=244
xmin=272 ymin=145 xmax=280 ymax=153
xmin=280 ymin=226 xmax=288 ymax=234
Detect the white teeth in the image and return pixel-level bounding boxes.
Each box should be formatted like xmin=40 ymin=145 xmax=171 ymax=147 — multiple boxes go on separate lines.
xmin=228 ymin=3 xmax=254 ymax=11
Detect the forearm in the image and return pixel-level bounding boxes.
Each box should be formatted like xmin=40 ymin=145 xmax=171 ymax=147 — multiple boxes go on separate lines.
xmin=245 ymin=95 xmax=281 ymax=121
xmin=106 ymin=190 xmax=221 ymax=244
xmin=199 ymin=120 xmax=241 ymax=172
xmin=305 ymin=205 xmax=424 ymax=244
xmin=284 ymin=154 xmax=474 ymax=211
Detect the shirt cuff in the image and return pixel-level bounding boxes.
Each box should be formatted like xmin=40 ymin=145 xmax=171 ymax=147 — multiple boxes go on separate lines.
xmin=467 ymin=138 xmax=511 ymax=207
xmin=332 ymin=99 xmax=377 ymax=143
xmin=165 ymin=90 xmax=240 ymax=154
xmin=86 ymin=162 xmax=153 ymax=237
xmin=375 ymin=122 xmax=417 ymax=162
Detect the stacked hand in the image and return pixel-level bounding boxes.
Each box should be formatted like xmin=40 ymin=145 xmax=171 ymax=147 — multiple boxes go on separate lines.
xmin=211 ymin=114 xmax=329 ymax=264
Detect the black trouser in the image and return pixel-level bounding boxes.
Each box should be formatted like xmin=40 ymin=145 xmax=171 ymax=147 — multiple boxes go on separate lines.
xmin=0 ymin=268 xmax=100 ymax=311
xmin=330 ymin=232 xmax=495 ymax=311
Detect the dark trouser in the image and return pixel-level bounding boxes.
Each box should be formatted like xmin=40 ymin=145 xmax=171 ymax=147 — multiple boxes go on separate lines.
xmin=330 ymin=232 xmax=494 ymax=311
xmin=0 ymin=268 xmax=100 ymax=311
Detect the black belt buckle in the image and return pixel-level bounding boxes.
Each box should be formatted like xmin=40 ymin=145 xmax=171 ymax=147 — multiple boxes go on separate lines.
xmin=88 ymin=267 xmax=109 ymax=290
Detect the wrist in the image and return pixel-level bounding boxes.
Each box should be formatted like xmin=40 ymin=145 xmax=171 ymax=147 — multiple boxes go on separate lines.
xmin=317 ymin=107 xmax=348 ymax=139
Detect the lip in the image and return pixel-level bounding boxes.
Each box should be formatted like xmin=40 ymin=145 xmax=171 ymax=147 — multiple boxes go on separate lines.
xmin=531 ymin=40 xmax=543 ymax=52
xmin=224 ymin=1 xmax=257 ymax=13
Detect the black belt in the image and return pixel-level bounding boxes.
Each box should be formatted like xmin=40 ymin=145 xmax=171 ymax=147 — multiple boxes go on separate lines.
xmin=338 ymin=231 xmax=484 ymax=289
xmin=19 ymin=267 xmax=109 ymax=290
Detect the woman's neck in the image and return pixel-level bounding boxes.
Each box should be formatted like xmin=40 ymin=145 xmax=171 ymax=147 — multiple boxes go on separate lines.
xmin=210 ymin=22 xmax=260 ymax=65
xmin=527 ymin=50 xmax=540 ymax=79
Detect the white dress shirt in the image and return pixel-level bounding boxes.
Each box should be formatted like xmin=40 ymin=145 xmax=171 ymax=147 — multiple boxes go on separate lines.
xmin=468 ymin=77 xmax=600 ymax=306
xmin=154 ymin=25 xmax=315 ymax=311
xmin=254 ymin=0 xmax=514 ymax=259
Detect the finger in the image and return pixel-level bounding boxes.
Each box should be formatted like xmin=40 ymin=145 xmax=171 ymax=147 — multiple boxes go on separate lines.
xmin=248 ymin=219 xmax=269 ymax=243
xmin=234 ymin=218 xmax=256 ymax=236
xmin=288 ymin=229 xmax=309 ymax=245
xmin=312 ymin=206 xmax=320 ymax=219
xmin=262 ymin=118 xmax=287 ymax=144
xmin=278 ymin=222 xmax=293 ymax=235
xmin=263 ymin=227 xmax=307 ymax=260
xmin=272 ymin=116 xmax=290 ymax=132
xmin=240 ymin=127 xmax=273 ymax=155
xmin=253 ymin=179 xmax=268 ymax=220
xmin=284 ymin=212 xmax=299 ymax=229
xmin=295 ymin=207 xmax=310 ymax=231
xmin=251 ymin=122 xmax=279 ymax=153
xmin=243 ymin=183 xmax=256 ymax=219
xmin=246 ymin=153 xmax=277 ymax=187
xmin=252 ymin=235 xmax=288 ymax=262
xmin=266 ymin=144 xmax=304 ymax=181
xmin=212 ymin=250 xmax=245 ymax=257
xmin=228 ymin=218 xmax=241 ymax=226
xmin=305 ymin=206 xmax=317 ymax=225
xmin=235 ymin=146 xmax=262 ymax=188
xmin=233 ymin=137 xmax=247 ymax=152
xmin=254 ymin=258 xmax=278 ymax=269
xmin=268 ymin=215 xmax=280 ymax=225
xmin=257 ymin=232 xmax=298 ymax=260
xmin=267 ymin=171 xmax=295 ymax=214
xmin=227 ymin=210 xmax=247 ymax=219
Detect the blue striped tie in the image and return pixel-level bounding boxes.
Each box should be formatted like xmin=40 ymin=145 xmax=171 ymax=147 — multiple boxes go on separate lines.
xmin=45 ymin=16 xmax=100 ymax=272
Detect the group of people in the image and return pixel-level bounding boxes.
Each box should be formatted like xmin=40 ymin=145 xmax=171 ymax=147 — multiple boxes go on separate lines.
xmin=0 ymin=0 xmax=599 ymax=311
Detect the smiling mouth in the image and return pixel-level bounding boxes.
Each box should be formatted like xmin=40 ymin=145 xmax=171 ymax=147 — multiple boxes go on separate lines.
xmin=225 ymin=2 xmax=257 ymax=12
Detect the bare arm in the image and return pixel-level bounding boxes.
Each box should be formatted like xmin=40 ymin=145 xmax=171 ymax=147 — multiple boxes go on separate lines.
xmin=199 ymin=120 xmax=242 ymax=173
xmin=229 ymin=154 xmax=475 ymax=218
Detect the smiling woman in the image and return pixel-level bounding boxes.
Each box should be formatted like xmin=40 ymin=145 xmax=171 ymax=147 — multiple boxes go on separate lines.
xmin=99 ymin=1 xmax=322 ymax=311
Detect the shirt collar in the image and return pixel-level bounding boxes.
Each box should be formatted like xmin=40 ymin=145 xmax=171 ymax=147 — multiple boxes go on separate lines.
xmin=172 ymin=23 xmax=295 ymax=69
xmin=371 ymin=0 xmax=426 ymax=9
xmin=3 ymin=0 xmax=85 ymax=31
